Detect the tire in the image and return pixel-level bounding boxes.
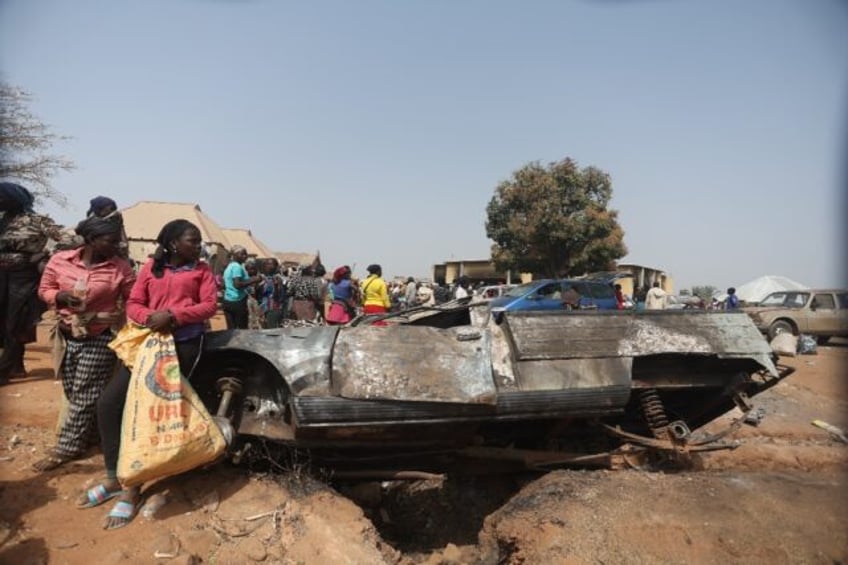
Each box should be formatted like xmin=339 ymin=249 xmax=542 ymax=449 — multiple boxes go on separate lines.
xmin=768 ymin=320 xmax=794 ymax=341
xmin=817 ymin=336 xmax=831 ymax=345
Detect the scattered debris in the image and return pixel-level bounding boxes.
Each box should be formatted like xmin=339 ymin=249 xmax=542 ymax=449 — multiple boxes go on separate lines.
xmin=811 ymin=420 xmax=848 ymax=444
xmin=153 ymin=532 xmax=181 ymax=559
xmin=770 ymin=334 xmax=797 ymax=357
xmin=797 ymin=334 xmax=817 ymax=355
xmin=210 ymin=507 xmax=282 ymax=539
xmin=245 ymin=511 xmax=276 ymax=522
xmin=744 ymin=408 xmax=766 ymax=427
xmin=0 ymin=456 xmax=14 ymax=462
xmin=8 ymin=434 xmax=21 ymax=449
xmin=141 ymin=491 xmax=170 ymax=519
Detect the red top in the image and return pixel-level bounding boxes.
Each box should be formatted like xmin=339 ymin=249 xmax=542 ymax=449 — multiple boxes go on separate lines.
xmin=38 ymin=248 xmax=136 ymax=335
xmin=127 ymin=260 xmax=218 ymax=327
xmin=615 ymin=289 xmax=626 ymax=310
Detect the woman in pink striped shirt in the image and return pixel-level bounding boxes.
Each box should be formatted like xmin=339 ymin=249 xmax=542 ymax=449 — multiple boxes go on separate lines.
xmin=34 ymin=216 xmax=136 ymax=472
xmin=83 ymin=219 xmax=218 ymax=530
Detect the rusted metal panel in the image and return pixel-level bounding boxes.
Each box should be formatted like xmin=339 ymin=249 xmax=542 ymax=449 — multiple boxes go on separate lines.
xmin=292 ymin=386 xmax=625 ymax=426
xmin=203 ymin=326 xmax=338 ymax=395
xmin=502 ymin=311 xmax=775 ymax=375
xmin=489 ymin=317 xmax=519 ymax=391
xmin=515 ymin=357 xmax=632 ymax=393
xmin=332 ymin=325 xmax=496 ymax=404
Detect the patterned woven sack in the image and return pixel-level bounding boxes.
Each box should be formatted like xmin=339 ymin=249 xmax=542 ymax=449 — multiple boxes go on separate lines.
xmin=117 ymin=332 xmax=225 ymax=487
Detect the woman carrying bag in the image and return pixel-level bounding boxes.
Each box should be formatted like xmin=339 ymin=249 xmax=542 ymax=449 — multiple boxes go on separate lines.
xmin=78 ymin=219 xmax=218 ymax=530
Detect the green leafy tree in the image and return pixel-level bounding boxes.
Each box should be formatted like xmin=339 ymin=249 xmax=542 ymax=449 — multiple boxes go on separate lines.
xmin=485 ymin=157 xmax=627 ymax=278
xmin=691 ymin=285 xmax=718 ymax=302
xmin=0 ymin=82 xmax=72 ymax=204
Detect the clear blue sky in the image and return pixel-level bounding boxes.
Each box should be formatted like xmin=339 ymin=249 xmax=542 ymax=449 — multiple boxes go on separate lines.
xmin=2 ymin=0 xmax=846 ymax=290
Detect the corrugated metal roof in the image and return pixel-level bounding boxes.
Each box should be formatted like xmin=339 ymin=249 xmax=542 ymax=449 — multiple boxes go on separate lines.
xmin=221 ymin=228 xmax=276 ymax=258
xmin=275 ymin=251 xmax=317 ymax=266
xmin=122 ymin=201 xmax=230 ymax=247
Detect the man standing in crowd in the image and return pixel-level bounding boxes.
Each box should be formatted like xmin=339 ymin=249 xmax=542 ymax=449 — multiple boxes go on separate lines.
xmin=645 ymin=281 xmax=668 ymax=310
xmin=222 ymin=245 xmax=262 ymax=329
xmin=725 ymin=287 xmax=739 ymax=310
xmin=404 ymin=277 xmax=417 ymax=310
xmin=454 ymin=276 xmax=471 ymax=299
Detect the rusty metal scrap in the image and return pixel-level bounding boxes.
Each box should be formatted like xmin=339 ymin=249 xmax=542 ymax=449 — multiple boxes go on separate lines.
xmin=331 ymin=325 xmax=497 ymax=404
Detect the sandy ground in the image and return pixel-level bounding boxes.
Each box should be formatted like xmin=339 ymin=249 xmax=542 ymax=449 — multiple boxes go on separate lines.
xmin=0 ymin=319 xmax=846 ymax=564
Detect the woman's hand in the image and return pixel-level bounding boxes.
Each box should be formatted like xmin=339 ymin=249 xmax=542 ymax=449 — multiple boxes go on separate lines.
xmin=56 ymin=291 xmax=83 ymax=310
xmin=146 ymin=310 xmax=174 ymax=332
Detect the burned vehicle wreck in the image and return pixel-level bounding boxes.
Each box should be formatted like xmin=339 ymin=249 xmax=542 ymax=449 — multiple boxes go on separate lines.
xmin=192 ymin=304 xmax=794 ymax=474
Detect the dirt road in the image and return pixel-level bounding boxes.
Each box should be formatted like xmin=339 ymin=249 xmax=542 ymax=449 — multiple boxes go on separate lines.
xmin=1 ymin=323 xmax=846 ymax=564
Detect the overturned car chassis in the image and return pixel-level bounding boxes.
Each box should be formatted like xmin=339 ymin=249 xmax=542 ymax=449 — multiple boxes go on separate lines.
xmin=191 ymin=306 xmax=794 ymax=475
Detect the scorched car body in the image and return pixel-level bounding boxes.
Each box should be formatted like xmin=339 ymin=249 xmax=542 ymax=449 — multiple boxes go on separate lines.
xmin=192 ymin=305 xmax=793 ymax=471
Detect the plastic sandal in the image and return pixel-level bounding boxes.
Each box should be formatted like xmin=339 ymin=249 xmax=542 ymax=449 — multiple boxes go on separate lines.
xmin=104 ymin=499 xmax=137 ymax=530
xmin=77 ymin=484 xmax=121 ymax=509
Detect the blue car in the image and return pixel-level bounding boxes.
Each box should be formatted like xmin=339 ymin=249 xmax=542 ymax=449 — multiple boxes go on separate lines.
xmin=488 ymin=278 xmax=618 ymax=318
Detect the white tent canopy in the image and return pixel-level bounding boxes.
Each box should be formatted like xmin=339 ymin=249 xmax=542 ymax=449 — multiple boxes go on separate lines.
xmin=730 ymin=275 xmax=809 ymax=303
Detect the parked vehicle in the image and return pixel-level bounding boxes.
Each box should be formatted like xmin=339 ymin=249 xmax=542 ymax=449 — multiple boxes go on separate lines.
xmin=743 ymin=289 xmax=848 ymax=343
xmin=742 ymin=289 xmax=848 ymax=345
xmin=475 ymin=284 xmax=517 ymax=301
xmin=192 ymin=301 xmax=793 ymax=474
xmin=666 ymin=295 xmax=706 ymax=310
xmin=488 ymin=279 xmax=618 ymax=319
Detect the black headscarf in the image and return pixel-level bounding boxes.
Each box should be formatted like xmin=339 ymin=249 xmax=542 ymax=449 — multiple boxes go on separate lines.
xmin=0 ymin=182 xmax=35 ymax=213
xmin=75 ymin=216 xmax=122 ymax=241
xmin=86 ymin=196 xmax=118 ymax=217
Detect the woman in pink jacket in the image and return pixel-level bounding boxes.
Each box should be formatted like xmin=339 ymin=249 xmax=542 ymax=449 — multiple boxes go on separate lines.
xmin=77 ymin=219 xmax=218 ymax=530
xmin=34 ymin=216 xmax=135 ymax=472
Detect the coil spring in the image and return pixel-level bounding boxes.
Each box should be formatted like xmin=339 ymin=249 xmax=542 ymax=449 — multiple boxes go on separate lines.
xmin=640 ymin=389 xmax=669 ymax=439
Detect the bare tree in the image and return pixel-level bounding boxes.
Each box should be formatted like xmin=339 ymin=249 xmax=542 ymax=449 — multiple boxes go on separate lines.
xmin=0 ymin=82 xmax=73 ymax=205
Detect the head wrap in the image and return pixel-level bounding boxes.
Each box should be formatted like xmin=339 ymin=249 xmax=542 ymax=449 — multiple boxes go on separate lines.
xmin=87 ymin=196 xmax=118 ymax=217
xmin=0 ymin=182 xmax=35 ymax=213
xmin=75 ymin=216 xmax=122 ymax=241
xmin=230 ymin=245 xmax=247 ymax=255
xmin=332 ymin=266 xmax=350 ymax=284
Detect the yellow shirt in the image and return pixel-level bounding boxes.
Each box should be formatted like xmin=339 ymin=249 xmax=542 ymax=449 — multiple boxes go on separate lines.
xmin=361 ymin=275 xmax=390 ymax=308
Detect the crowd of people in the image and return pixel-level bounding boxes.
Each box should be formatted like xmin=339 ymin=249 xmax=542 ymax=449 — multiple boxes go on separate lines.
xmin=639 ymin=282 xmax=740 ymax=311
xmin=216 ymin=255 xmax=473 ymax=330
xmin=1 ymin=181 xmax=476 ymax=528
